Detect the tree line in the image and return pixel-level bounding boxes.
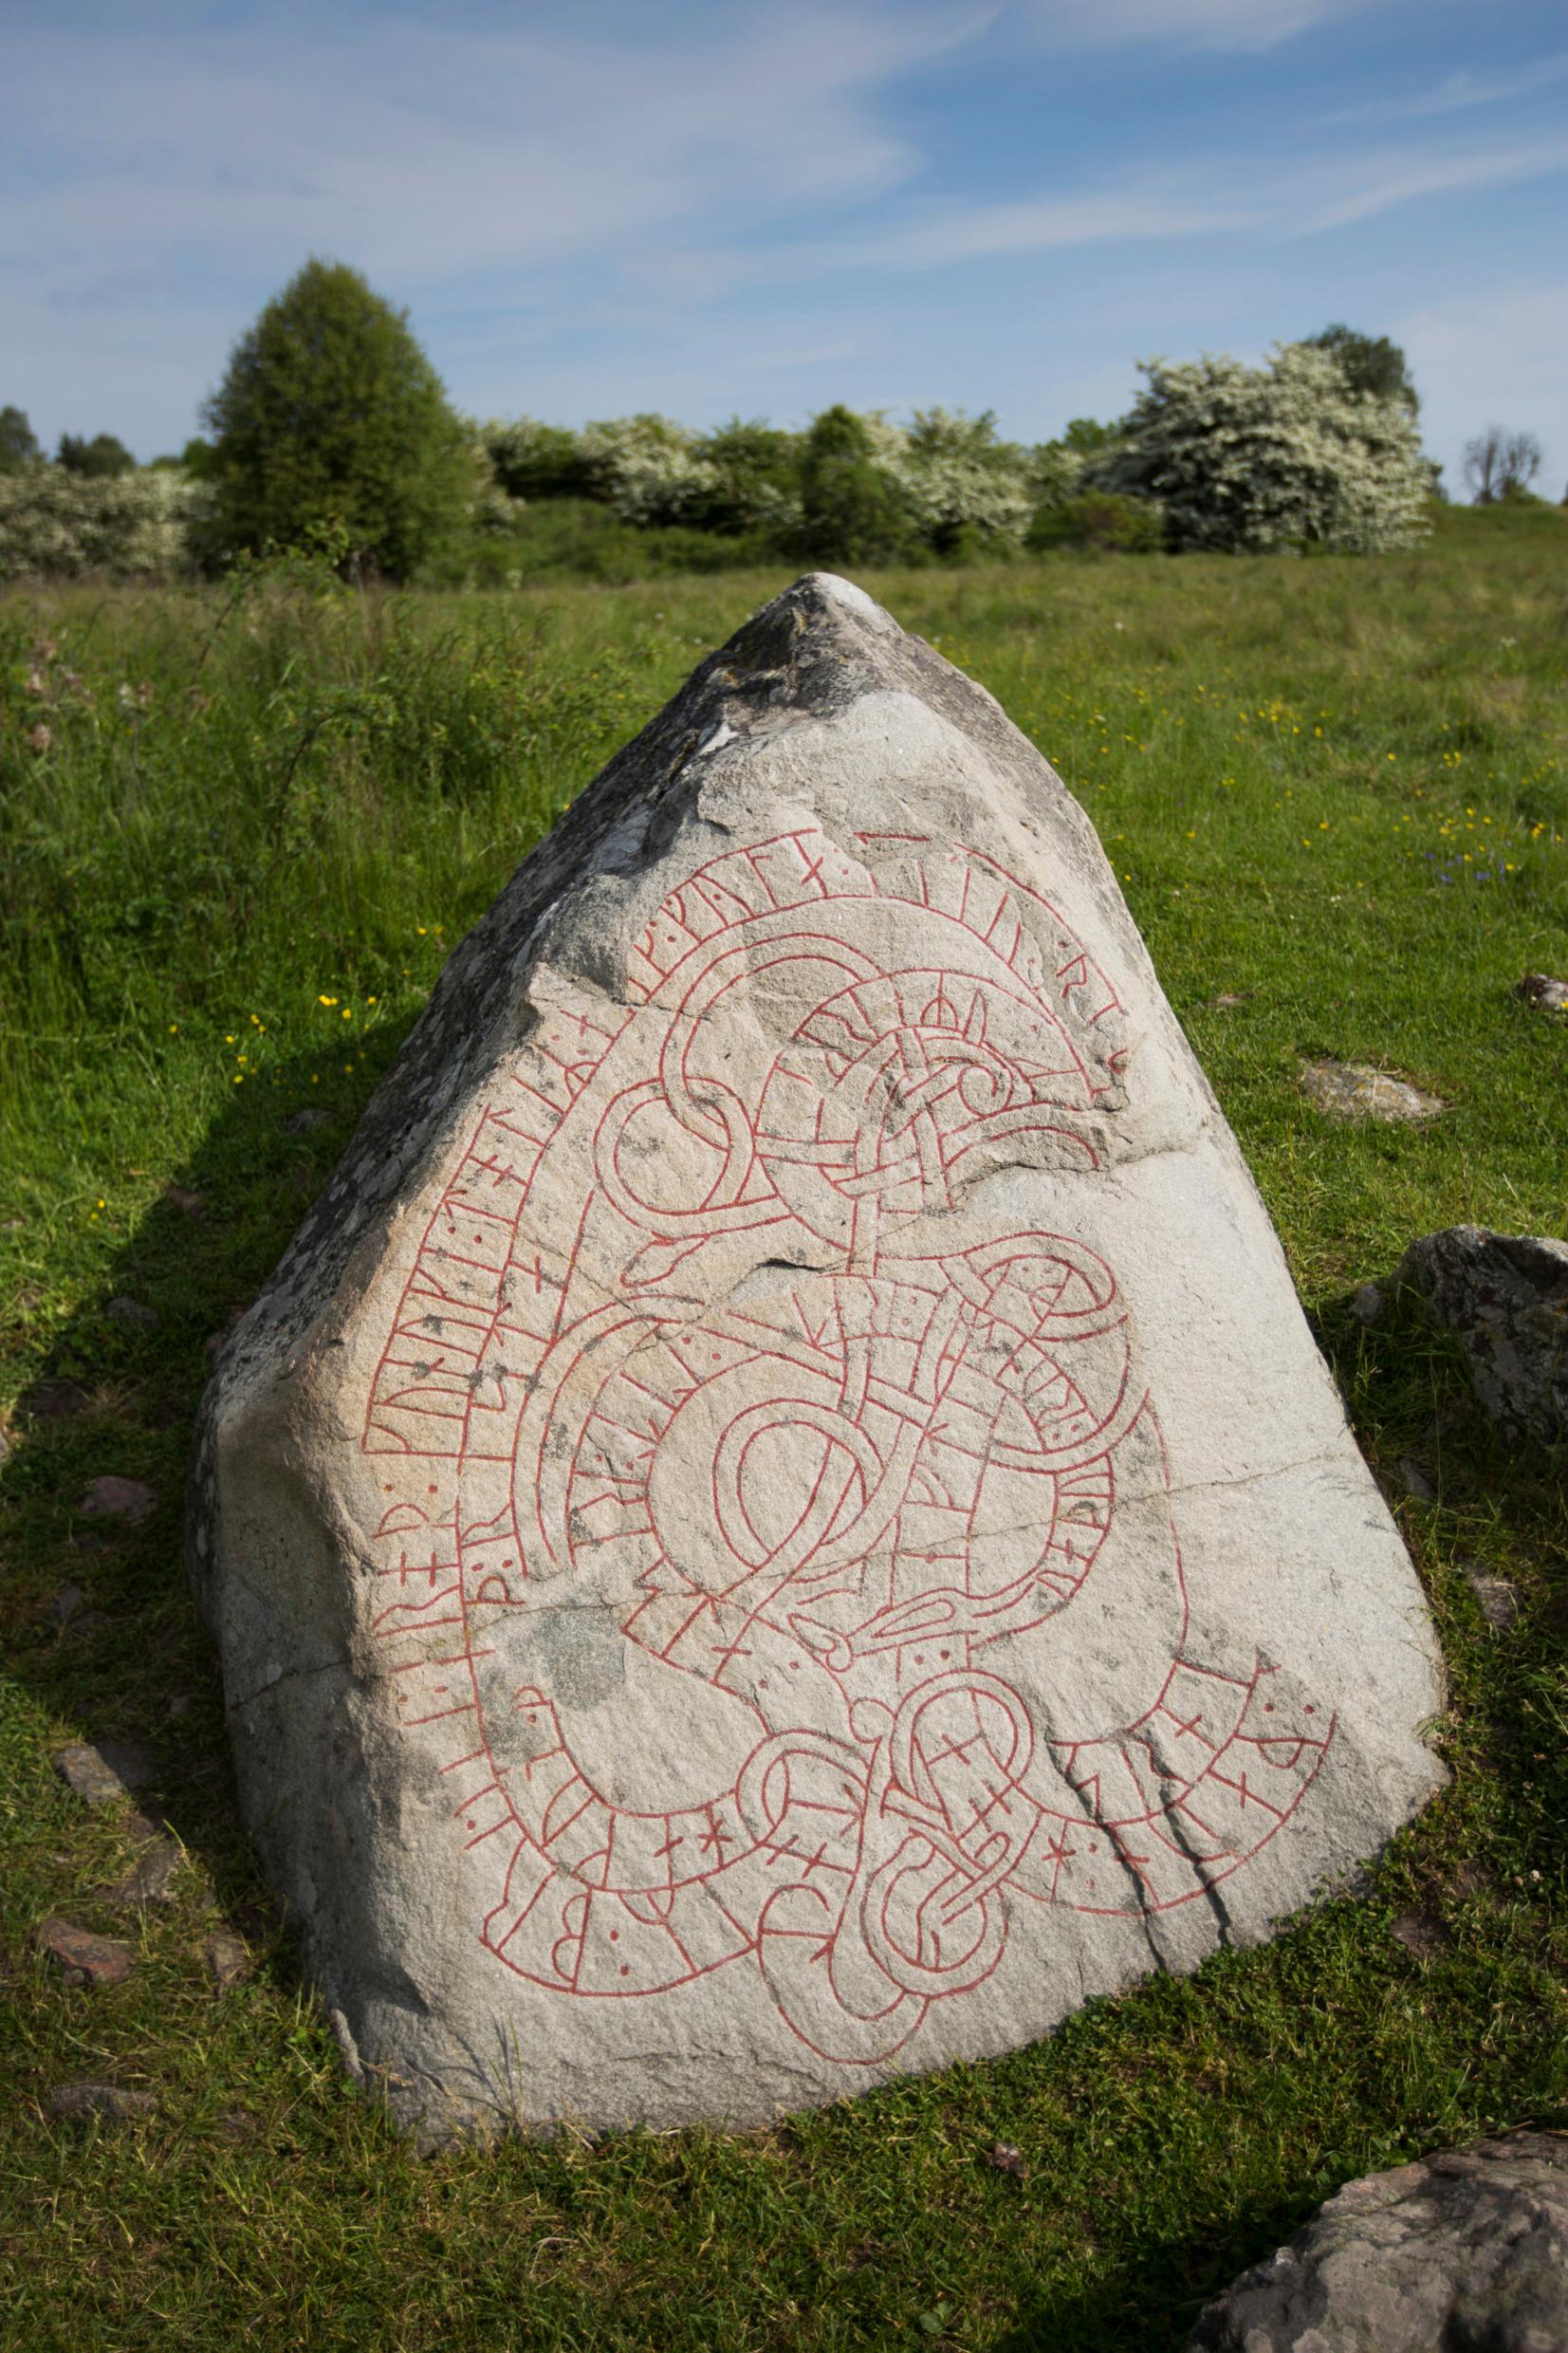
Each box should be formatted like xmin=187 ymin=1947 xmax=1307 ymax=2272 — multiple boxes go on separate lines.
xmin=0 ymin=262 xmax=1557 ymax=584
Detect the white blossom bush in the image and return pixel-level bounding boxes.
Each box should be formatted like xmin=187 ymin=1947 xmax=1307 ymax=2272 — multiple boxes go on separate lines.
xmin=1095 ymin=345 xmax=1430 ymax=553
xmin=575 ymin=415 xmax=715 ymax=526
xmin=0 ymin=465 xmax=212 ymax=579
xmin=1027 ymin=440 xmax=1090 ymax=512
xmin=894 ymin=408 xmax=1033 ymax=548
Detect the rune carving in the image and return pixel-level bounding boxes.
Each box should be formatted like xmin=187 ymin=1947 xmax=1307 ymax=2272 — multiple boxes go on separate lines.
xmin=360 ymin=830 xmax=1333 ymax=2064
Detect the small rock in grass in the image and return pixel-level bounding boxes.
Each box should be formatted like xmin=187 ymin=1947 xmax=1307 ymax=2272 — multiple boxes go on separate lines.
xmin=1517 ymin=973 xmax=1568 ymax=1016
xmin=53 ymin=1739 xmax=161 ymax=1806
xmin=105 ymin=1297 xmax=159 ymax=1332
xmin=1350 ymin=1283 xmax=1384 ymax=1325
xmin=36 ymin=1918 xmax=135 ymax=1989
xmin=79 ymin=1474 xmax=155 ymax=1524
xmin=1390 ymin=1906 xmax=1449 ymax=1957
xmin=204 ymin=1930 xmax=251 ymax=1992
xmin=163 ymin=1185 xmax=206 ymax=1215
xmin=1463 ymin=1566 xmax=1520 ymax=1629
xmin=987 ymin=2141 xmax=1029 ymax=2180
xmin=1398 ymin=1457 xmax=1436 ymax=1501
xmin=54 ymin=1743 xmax=131 ymax=1806
xmin=285 ymin=1107 xmax=332 ymax=1136
xmin=1301 ymin=1058 xmax=1445 ymax=1123
xmin=47 ymin=2082 xmax=157 ymax=2121
xmin=99 ymin=1838 xmax=183 ymax=1909
xmin=1395 ymin=1227 xmax=1568 ymax=1447
xmin=1187 ymin=2131 xmax=1568 ymax=2352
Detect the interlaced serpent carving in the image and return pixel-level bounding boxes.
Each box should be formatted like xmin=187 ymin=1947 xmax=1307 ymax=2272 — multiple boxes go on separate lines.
xmin=361 ymin=830 xmax=1333 ymax=2064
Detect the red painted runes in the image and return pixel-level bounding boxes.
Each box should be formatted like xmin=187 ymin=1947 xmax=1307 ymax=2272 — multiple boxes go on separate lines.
xmin=361 ymin=832 xmax=1333 ymax=2064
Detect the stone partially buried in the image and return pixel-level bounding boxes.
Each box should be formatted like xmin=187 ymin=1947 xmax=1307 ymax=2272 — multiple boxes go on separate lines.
xmin=191 ymin=574 xmax=1446 ymax=2140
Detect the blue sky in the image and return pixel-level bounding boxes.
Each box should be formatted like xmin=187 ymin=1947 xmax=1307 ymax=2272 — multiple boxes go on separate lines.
xmin=7 ymin=0 xmax=1566 ymax=492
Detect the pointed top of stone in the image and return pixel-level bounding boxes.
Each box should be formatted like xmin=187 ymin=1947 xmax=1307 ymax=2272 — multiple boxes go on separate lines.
xmin=192 ymin=575 xmax=1445 ymax=2141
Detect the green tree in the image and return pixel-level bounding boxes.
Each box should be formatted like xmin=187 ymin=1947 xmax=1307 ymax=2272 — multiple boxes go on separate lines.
xmin=56 ymin=432 xmax=137 ymax=477
xmin=796 ymin=405 xmax=915 ymax=565
xmin=146 ymin=435 xmax=218 ymax=479
xmin=481 ymin=417 xmax=595 ymax=502
xmin=688 ymin=417 xmax=803 ymax=535
xmin=1305 ymin=324 xmax=1419 ymax=415
xmin=0 ymin=406 xmax=40 ymax=472
xmin=1060 ymin=416 xmax=1117 ymax=455
xmin=202 ymin=259 xmax=470 ymax=578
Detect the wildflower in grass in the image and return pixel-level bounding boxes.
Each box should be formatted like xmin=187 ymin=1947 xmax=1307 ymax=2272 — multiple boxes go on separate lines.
xmin=25 ymin=722 xmax=50 ymax=752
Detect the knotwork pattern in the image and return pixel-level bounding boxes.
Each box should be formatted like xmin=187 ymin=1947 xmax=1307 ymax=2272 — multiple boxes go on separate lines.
xmin=361 ymin=830 xmax=1333 ymax=2065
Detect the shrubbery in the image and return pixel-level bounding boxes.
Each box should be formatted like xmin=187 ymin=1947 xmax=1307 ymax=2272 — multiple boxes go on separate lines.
xmin=2 ymin=298 xmax=1456 ymax=581
xmin=1028 ymin=490 xmax=1163 ymax=555
xmin=0 ymin=465 xmax=211 ymax=581
xmin=1095 ymin=345 xmax=1431 ymax=554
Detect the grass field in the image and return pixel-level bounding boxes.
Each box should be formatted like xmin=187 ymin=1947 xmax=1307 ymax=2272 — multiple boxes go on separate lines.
xmin=1 ymin=505 xmax=1565 ymax=2350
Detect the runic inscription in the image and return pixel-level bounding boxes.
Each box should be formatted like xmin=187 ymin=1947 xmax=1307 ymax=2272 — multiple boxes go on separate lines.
xmin=360 ymin=831 xmax=1333 ymax=2066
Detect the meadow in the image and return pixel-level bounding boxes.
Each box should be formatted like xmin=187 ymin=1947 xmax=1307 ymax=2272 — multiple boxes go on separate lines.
xmin=1 ymin=503 xmax=1565 ymax=2350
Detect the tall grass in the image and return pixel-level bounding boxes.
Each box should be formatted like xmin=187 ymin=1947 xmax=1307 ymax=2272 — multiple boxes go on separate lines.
xmin=0 ymin=503 xmax=1565 ymax=2352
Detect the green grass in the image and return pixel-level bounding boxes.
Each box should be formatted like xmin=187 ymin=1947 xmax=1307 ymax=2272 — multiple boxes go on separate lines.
xmin=1 ymin=503 xmax=1566 ymax=2350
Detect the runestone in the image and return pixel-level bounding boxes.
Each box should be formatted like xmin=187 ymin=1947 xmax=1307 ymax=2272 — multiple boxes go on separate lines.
xmin=192 ymin=575 xmax=1446 ymax=2138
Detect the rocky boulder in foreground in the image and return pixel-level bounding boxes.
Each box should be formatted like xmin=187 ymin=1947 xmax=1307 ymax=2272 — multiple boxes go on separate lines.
xmin=191 ymin=574 xmax=1446 ymax=2140
xmin=1188 ymin=2133 xmax=1568 ymax=2351
xmin=1396 ymin=1226 xmax=1567 ymax=1447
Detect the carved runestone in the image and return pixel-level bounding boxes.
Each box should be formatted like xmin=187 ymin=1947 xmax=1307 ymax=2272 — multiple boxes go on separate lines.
xmin=190 ymin=575 xmax=1446 ymax=2139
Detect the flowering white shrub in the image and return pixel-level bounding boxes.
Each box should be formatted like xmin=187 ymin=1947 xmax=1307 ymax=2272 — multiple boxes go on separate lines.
xmin=895 ymin=408 xmax=1033 ymax=547
xmin=1094 ymin=345 xmax=1430 ymax=553
xmin=0 ymin=465 xmax=212 ymax=579
xmin=575 ymin=415 xmax=714 ymax=526
xmin=1027 ymin=440 xmax=1090 ymax=511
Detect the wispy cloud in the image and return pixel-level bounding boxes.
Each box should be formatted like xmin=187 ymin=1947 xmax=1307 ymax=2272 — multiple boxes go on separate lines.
xmin=722 ymin=133 xmax=1568 ymax=284
xmin=836 ymin=186 xmax=1257 ymax=269
xmin=1019 ymin=0 xmax=1376 ymax=55
xmin=0 ymin=6 xmax=978 ymax=293
xmin=1322 ymin=50 xmax=1568 ymax=125
xmin=1298 ymin=137 xmax=1568 ymax=232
